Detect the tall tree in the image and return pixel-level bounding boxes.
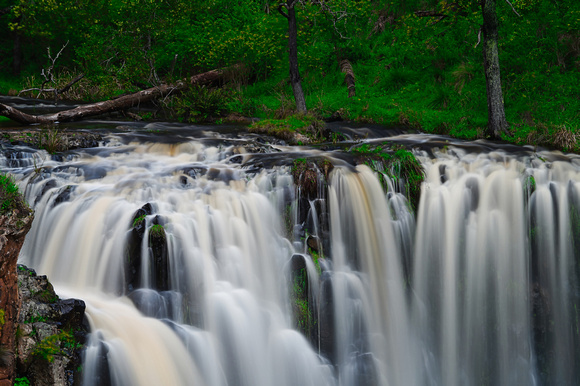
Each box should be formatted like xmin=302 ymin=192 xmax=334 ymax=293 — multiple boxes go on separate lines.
xmin=278 ymin=0 xmax=307 ymax=113
xmin=481 ymin=0 xmax=509 ymax=139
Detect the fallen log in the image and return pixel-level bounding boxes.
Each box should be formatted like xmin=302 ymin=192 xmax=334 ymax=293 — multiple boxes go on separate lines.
xmin=0 ymin=67 xmax=230 ymax=125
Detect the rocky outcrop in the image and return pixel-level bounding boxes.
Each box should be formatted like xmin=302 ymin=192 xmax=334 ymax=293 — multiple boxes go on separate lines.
xmin=16 ymin=265 xmax=87 ymax=386
xmin=0 ymin=208 xmax=33 ymax=386
xmin=1 ymin=131 xmax=103 ymax=152
xmin=125 ymin=204 xmax=169 ymax=292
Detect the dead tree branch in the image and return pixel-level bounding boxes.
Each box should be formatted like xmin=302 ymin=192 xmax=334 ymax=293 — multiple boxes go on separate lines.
xmin=504 ymin=0 xmax=521 ymax=17
xmin=18 ymin=73 xmax=85 ymax=98
xmin=1 ymin=67 xmax=234 ymax=125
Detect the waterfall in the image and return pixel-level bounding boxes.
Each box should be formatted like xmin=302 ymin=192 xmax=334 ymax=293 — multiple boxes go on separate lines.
xmin=12 ymin=139 xmax=334 ymax=386
xmin=2 ymin=131 xmax=579 ymax=385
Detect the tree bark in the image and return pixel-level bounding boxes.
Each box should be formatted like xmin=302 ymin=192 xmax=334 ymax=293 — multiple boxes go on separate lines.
xmin=481 ymin=0 xmax=509 ymax=139
xmin=0 ymin=67 xmax=230 ymax=125
xmin=339 ymin=59 xmax=356 ymax=98
xmin=279 ymin=2 xmax=307 ymax=113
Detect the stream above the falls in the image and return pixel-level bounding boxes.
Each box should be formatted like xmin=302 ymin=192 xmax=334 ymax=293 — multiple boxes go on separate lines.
xmin=1 ymin=114 xmax=579 ymax=385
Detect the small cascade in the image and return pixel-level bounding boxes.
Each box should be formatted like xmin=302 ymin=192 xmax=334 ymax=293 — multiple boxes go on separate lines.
xmin=328 ymin=165 xmax=417 ymax=386
xmin=412 ymin=149 xmax=580 ymax=385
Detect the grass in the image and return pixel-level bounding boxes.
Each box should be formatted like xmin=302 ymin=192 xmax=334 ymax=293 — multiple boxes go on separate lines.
xmin=0 ymin=76 xmax=22 ymax=95
xmin=249 ymin=113 xmax=325 ymax=144
xmin=1 ymin=43 xmax=577 ymax=153
xmin=0 ymin=174 xmax=30 ymax=217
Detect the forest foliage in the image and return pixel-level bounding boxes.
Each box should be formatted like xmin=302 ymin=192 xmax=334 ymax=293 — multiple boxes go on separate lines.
xmin=0 ymin=0 xmax=578 ymax=149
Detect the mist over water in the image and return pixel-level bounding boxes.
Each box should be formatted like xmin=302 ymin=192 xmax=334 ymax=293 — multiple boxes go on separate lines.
xmin=2 ymin=127 xmax=579 ymax=385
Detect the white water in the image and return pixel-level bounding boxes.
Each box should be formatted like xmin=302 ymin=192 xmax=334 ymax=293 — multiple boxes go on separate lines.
xmin=3 ymin=132 xmax=579 ymax=385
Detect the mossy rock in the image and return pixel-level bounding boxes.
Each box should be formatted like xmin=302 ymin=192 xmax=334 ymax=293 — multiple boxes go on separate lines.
xmin=349 ymin=143 xmax=424 ymax=211
xmin=249 ymin=114 xmax=328 ymax=145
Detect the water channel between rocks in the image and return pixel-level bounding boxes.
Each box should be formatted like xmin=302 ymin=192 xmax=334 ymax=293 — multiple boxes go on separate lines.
xmin=1 ymin=116 xmax=578 ymax=386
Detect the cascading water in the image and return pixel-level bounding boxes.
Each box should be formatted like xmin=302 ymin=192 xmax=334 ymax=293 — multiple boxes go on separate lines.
xmin=1 ymin=125 xmax=578 ymax=385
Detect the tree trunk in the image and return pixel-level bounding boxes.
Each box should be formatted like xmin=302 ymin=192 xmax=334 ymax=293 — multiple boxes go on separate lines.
xmin=0 ymin=67 xmax=231 ymax=125
xmin=286 ymin=4 xmax=307 ymax=113
xmin=339 ymin=59 xmax=356 ymax=98
xmin=481 ymin=0 xmax=509 ymax=139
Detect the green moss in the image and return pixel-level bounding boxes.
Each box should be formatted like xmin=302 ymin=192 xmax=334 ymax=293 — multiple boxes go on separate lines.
xmin=525 ymin=175 xmax=536 ymax=195
xmin=308 ymin=248 xmax=321 ymax=275
xmin=149 ymin=224 xmax=165 ymax=238
xmin=350 ymin=144 xmax=424 ymax=211
xmin=291 ymin=269 xmax=311 ymax=333
xmin=35 ymin=289 xmax=59 ymax=304
xmin=24 ymin=315 xmax=48 ymax=324
xmin=0 ymin=309 xmax=5 ymax=327
xmin=132 ymin=214 xmax=146 ymax=228
xmin=148 ymin=223 xmax=166 ymax=248
xmin=31 ymin=330 xmax=81 ymax=363
xmin=249 ymin=114 xmax=326 ymax=144
xmin=14 ymin=377 xmax=30 ymax=386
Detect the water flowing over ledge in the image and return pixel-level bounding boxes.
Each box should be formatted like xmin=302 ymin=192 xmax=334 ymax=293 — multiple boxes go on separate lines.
xmin=2 ymin=124 xmax=579 ymax=385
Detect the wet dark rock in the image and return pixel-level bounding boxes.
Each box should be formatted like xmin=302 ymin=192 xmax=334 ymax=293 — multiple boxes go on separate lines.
xmin=128 ymin=289 xmax=182 ymax=319
xmin=125 ymin=204 xmax=154 ymax=292
xmin=531 ymin=281 xmax=553 ymax=384
xmin=148 ymin=220 xmax=169 ymax=291
xmin=464 ymin=177 xmax=479 ymax=212
xmin=319 ymin=271 xmax=336 ymax=364
xmin=79 ymin=165 xmax=108 ymax=180
xmin=16 ymin=265 xmax=87 ymax=386
xmin=438 ymin=164 xmax=447 ymax=183
xmin=289 ymin=254 xmax=318 ymax=348
xmin=66 ymin=133 xmax=102 ymax=149
xmin=89 ymin=339 xmax=112 ymax=386
xmin=228 ymin=155 xmax=243 ymax=164
xmin=40 ymin=179 xmax=58 ymax=198
xmin=125 ymin=205 xmax=169 ymax=292
xmin=51 ymin=299 xmax=86 ymax=331
xmin=342 ymin=353 xmax=380 ymax=386
xmin=179 ymin=166 xmax=207 ymax=179
xmin=307 ymin=235 xmax=321 ymax=252
xmin=53 ymin=185 xmax=77 ymax=206
xmin=4 ymin=149 xmax=37 ymax=168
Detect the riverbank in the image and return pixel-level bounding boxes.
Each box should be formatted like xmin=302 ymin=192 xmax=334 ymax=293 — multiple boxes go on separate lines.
xmin=0 ymin=59 xmax=578 ymax=154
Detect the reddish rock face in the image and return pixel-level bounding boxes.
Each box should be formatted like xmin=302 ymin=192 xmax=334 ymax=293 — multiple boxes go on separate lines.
xmin=0 ymin=211 xmax=33 ymax=384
